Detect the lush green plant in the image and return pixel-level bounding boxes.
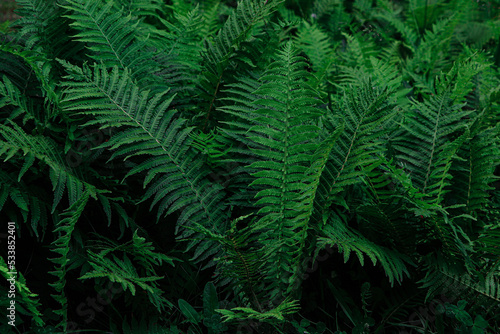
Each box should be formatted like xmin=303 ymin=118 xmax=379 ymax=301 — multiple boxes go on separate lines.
xmin=0 ymin=0 xmax=500 ymax=332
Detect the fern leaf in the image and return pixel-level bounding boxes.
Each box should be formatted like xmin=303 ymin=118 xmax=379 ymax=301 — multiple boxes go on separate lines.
xmin=60 ymin=63 xmax=228 ymax=241
xmin=0 ymin=121 xmax=97 ymax=211
xmin=241 ymin=42 xmax=326 ymax=301
xmin=80 ymin=231 xmax=174 ymax=312
xmin=61 ymin=0 xmax=157 ymax=83
xmin=200 ymin=0 xmax=281 ymax=129
xmin=0 ymin=256 xmax=44 ymax=327
xmin=393 ymin=91 xmax=471 ymax=204
xmin=316 ymin=79 xmax=397 ymax=218
xmin=318 ymin=212 xmax=411 ymax=286
xmin=48 ymin=188 xmax=91 ymax=330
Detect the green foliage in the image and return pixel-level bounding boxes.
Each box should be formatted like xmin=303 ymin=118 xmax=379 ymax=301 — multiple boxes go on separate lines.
xmin=0 ymin=0 xmax=499 ymax=332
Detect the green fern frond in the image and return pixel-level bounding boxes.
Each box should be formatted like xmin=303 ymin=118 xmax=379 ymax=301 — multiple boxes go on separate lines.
xmin=221 ymin=42 xmax=336 ymax=302
xmin=61 ymin=0 xmax=157 ymax=83
xmin=355 ymin=156 xmax=430 ymax=252
xmin=155 ymin=6 xmax=205 ymax=101
xmin=316 ymin=79 xmax=397 ymax=218
xmin=0 ymin=73 xmax=51 ymax=126
xmin=199 ymin=1 xmax=223 ymax=38
xmin=81 ymin=230 xmax=174 ymax=312
xmin=0 ymin=169 xmax=49 ymax=236
xmin=393 ymin=91 xmax=470 ymax=204
xmin=217 ymin=214 xmax=268 ymax=310
xmin=0 ymin=256 xmax=44 ymax=327
xmin=477 ymin=224 xmax=500 ymax=260
xmin=14 ymin=0 xmax=84 ymax=61
xmin=0 ymin=121 xmax=98 ymax=211
xmin=80 ymin=251 xmax=172 ymax=312
xmin=310 ymin=0 xmax=339 ymax=21
xmin=237 ymin=42 xmax=331 ymax=301
xmin=318 ymin=212 xmax=411 ymax=286
xmin=115 ymin=0 xmax=164 ymax=19
xmin=433 ymin=56 xmax=488 ymax=103
xmin=375 ymin=2 xmax=418 ymax=51
xmin=338 ymin=56 xmax=412 ymax=109
xmin=48 ymin=188 xmax=92 ymax=330
xmin=450 ymin=115 xmax=500 ymax=216
xmin=0 ymin=44 xmax=61 ymax=112
xmin=216 ymin=298 xmax=300 ymax=323
xmin=295 ymin=21 xmax=335 ymax=87
xmin=339 ymin=32 xmax=378 ymax=69
xmin=407 ymin=15 xmax=460 ymax=78
xmin=89 ymin=229 xmax=175 ymax=270
xmin=0 ymin=74 xmax=32 ymax=122
xmin=14 ymin=0 xmax=60 ymax=49
xmin=60 ymin=63 xmax=227 ymax=239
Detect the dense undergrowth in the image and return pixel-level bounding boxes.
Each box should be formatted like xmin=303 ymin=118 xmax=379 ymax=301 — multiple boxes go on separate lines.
xmin=0 ymin=0 xmax=500 ymax=333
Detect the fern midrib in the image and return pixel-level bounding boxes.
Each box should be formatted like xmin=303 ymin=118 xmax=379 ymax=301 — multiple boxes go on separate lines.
xmin=89 ymin=76 xmax=214 ymax=225
xmin=275 ymin=52 xmax=292 ymax=278
xmin=422 ymin=96 xmax=445 ymax=194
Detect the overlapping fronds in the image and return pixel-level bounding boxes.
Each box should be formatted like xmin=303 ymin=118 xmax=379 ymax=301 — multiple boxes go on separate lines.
xmin=450 ymin=116 xmax=500 ymax=216
xmin=60 ymin=63 xmax=227 ymax=234
xmin=80 ymin=230 xmax=174 ymax=312
xmin=295 ymin=21 xmax=335 ymax=87
xmin=393 ymin=89 xmax=472 ymax=204
xmin=317 ymin=212 xmax=411 ymax=286
xmin=0 ymin=121 xmax=96 ymax=211
xmin=14 ymin=0 xmax=83 ymax=60
xmin=199 ymin=0 xmax=281 ymax=129
xmin=48 ymin=188 xmax=92 ymax=330
xmin=61 ymin=0 xmax=157 ymax=83
xmin=1 ymin=0 xmax=500 ymax=332
xmin=155 ymin=6 xmax=205 ymax=101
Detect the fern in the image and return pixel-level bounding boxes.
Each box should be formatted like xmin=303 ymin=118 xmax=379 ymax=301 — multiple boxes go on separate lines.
xmin=60 ymin=63 xmax=228 ymax=259
xmin=61 ymin=0 xmax=157 ymax=84
xmin=154 ymin=5 xmax=205 ymax=103
xmin=216 ymin=298 xmax=300 ymax=323
xmin=48 ymin=188 xmax=92 ymax=330
xmin=0 ymin=256 xmax=44 ymax=327
xmin=316 ymin=79 xmax=397 ymax=220
xmin=199 ymin=0 xmax=281 ymax=129
xmin=2 ymin=0 xmax=500 ymax=332
xmin=115 ymin=0 xmax=164 ymax=19
xmin=295 ymin=21 xmax=335 ymax=88
xmin=317 ymin=212 xmax=411 ymax=286
xmin=80 ymin=230 xmax=174 ymax=312
xmin=0 ymin=121 xmax=98 ymax=211
xmin=239 ymin=42 xmax=326 ymax=302
xmin=14 ymin=0 xmax=84 ymax=61
xmin=450 ymin=115 xmax=500 ymax=217
xmin=393 ymin=90 xmax=471 ymax=204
